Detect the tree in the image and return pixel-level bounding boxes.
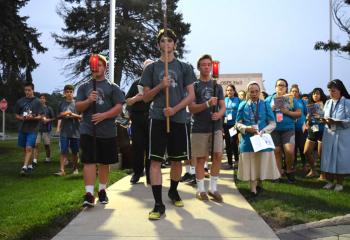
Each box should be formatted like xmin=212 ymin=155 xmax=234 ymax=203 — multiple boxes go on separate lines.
xmin=314 ymin=0 xmax=350 ymax=58
xmin=53 ymin=0 xmax=191 ymax=86
xmin=0 ymin=0 xmax=47 ymax=108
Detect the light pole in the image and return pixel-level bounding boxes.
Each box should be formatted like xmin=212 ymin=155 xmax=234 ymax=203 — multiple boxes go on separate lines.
xmin=109 ymin=0 xmax=116 ymax=82
xmin=329 ymin=0 xmax=333 ymax=81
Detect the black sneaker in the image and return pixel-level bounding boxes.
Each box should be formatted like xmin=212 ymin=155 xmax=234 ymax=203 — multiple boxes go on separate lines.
xmin=149 ymin=203 xmax=166 ymax=220
xmin=83 ymin=192 xmax=95 ymax=207
xmin=32 ymin=162 xmax=37 ymax=168
xmin=286 ymin=172 xmax=296 ymax=183
xmin=98 ymin=189 xmax=109 ymax=204
xmin=180 ymin=173 xmax=192 ymax=182
xmin=130 ymin=174 xmax=141 ymax=184
xmin=168 ymin=190 xmax=184 ymax=207
xmin=20 ymin=167 xmax=27 ymax=175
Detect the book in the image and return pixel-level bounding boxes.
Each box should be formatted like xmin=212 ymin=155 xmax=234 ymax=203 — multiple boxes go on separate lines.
xmin=307 ymin=103 xmax=324 ymax=117
xmin=274 ymin=95 xmax=293 ymax=109
xmin=250 ymin=133 xmax=275 ymax=152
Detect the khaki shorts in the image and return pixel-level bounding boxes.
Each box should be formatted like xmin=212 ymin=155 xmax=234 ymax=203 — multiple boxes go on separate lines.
xmin=191 ymin=130 xmax=223 ymax=158
xmin=35 ymin=132 xmax=51 ymax=145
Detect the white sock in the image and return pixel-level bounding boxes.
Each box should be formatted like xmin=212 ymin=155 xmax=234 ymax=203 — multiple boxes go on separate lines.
xmin=185 ymin=165 xmax=190 ymax=174
xmin=33 ymin=158 xmax=37 ymax=163
xmin=85 ymin=185 xmax=94 ymax=194
xmin=28 ymin=164 xmax=33 ymax=169
xmin=22 ymin=165 xmax=27 ymax=169
xmin=204 ymin=162 xmax=208 ymax=169
xmin=190 ymin=166 xmax=196 ymax=175
xmin=99 ymin=183 xmax=107 ymax=191
xmin=196 ymin=179 xmax=205 ymax=193
xmin=209 ymin=176 xmax=219 ymax=192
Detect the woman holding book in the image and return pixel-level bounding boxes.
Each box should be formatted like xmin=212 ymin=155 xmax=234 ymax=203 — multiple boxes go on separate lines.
xmin=304 ymin=88 xmax=327 ymax=178
xmin=236 ymin=81 xmax=280 ymax=197
xmin=222 ymin=84 xmax=240 ymax=169
xmin=320 ymin=79 xmax=350 ymax=192
xmin=265 ymin=79 xmax=302 ymax=183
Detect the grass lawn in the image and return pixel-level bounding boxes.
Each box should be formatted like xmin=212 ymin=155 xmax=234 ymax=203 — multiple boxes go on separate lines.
xmin=0 ymin=139 xmax=127 ymax=240
xmin=235 ymin=166 xmax=350 ymax=230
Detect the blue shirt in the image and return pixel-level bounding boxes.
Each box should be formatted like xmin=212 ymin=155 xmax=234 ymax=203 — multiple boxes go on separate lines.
xmin=295 ymin=99 xmax=306 ymax=130
xmin=236 ymin=100 xmax=275 ymax=153
xmin=224 ymin=97 xmax=240 ymax=126
xmin=265 ymin=93 xmax=301 ymax=131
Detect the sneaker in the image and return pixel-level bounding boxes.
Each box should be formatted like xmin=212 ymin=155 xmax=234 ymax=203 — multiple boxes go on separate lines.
xmin=208 ymin=191 xmax=223 ymax=203
xmin=323 ymin=182 xmax=335 ymax=190
xmin=98 ymin=189 xmax=109 ymax=204
xmin=334 ymin=184 xmax=343 ymax=192
xmin=285 ymin=172 xmax=296 ymax=183
xmin=149 ymin=203 xmax=165 ymax=220
xmin=27 ymin=167 xmax=33 ymax=173
xmin=221 ymin=163 xmax=233 ymax=170
xmin=72 ymin=169 xmax=79 ymax=175
xmin=130 ymin=174 xmax=141 ymax=184
xmin=32 ymin=161 xmax=37 ymax=168
xmin=187 ymin=175 xmax=197 ymax=186
xmin=180 ymin=173 xmax=192 ymax=182
xmin=83 ymin=192 xmax=95 ymax=207
xmin=20 ymin=167 xmax=28 ymax=175
xmin=196 ymin=192 xmax=209 ymax=202
xmin=306 ymin=169 xmax=316 ymax=177
xmin=54 ymin=171 xmax=66 ymax=176
xmin=44 ymin=158 xmax=51 ymax=163
xmin=168 ymin=190 xmax=184 ymax=207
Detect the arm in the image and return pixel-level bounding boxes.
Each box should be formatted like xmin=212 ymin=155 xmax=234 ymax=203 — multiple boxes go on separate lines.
xmin=76 ymin=91 xmax=97 ymax=113
xmin=163 ymin=84 xmax=195 ymax=117
xmin=280 ymin=107 xmax=301 ymax=119
xmin=91 ymin=103 xmax=123 ymax=125
xmin=126 ymin=93 xmax=143 ymax=106
xmin=211 ymin=99 xmax=226 ymax=121
xmin=189 ymin=97 xmax=216 ymax=114
xmin=143 ymin=80 xmax=167 ymax=103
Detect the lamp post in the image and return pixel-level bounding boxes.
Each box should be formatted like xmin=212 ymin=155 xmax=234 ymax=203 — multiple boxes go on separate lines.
xmin=109 ymin=0 xmax=116 ymax=82
xmin=329 ymin=0 xmax=333 ymax=81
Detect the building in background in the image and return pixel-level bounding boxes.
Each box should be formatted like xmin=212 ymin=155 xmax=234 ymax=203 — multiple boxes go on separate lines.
xmin=217 ymin=73 xmax=264 ymax=92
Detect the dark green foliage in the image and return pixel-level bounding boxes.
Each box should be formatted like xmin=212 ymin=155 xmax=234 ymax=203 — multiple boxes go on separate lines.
xmin=53 ymin=0 xmax=191 ymax=86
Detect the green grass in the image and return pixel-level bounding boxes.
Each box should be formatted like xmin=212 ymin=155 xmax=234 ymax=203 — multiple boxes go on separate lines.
xmin=235 ymin=167 xmax=350 ymax=230
xmin=0 ymin=139 xmax=127 ymax=240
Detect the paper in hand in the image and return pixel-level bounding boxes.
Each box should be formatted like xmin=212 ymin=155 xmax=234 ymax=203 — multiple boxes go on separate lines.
xmin=137 ymin=85 xmax=144 ymax=95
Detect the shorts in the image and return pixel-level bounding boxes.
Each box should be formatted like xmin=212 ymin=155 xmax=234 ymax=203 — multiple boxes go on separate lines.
xmin=191 ymin=130 xmax=223 ymax=158
xmin=60 ymin=136 xmax=80 ymax=154
xmin=36 ymin=132 xmax=51 ymax=145
xmin=80 ymin=134 xmax=118 ymax=164
xmin=271 ymin=130 xmax=295 ymax=146
xmin=307 ymin=128 xmax=323 ymax=142
xmin=18 ymin=131 xmax=37 ymax=148
xmin=149 ymin=119 xmax=189 ymax=162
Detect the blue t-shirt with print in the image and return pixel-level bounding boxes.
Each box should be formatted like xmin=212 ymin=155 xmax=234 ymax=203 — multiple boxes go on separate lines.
xmin=236 ymin=100 xmax=275 ymax=153
xmin=224 ymin=97 xmax=240 ymax=126
xmin=295 ymin=99 xmax=307 ymax=130
xmin=265 ymin=93 xmax=301 ymax=131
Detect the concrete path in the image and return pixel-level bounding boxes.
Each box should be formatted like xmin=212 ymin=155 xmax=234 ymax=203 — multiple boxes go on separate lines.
xmin=53 ymin=168 xmax=278 ymax=240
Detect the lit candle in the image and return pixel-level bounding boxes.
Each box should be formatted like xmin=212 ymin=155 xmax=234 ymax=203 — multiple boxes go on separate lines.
xmin=89 ymin=54 xmax=99 ymax=72
xmin=212 ymin=60 xmax=220 ymax=79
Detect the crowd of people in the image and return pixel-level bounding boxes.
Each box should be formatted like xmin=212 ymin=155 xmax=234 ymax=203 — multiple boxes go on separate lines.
xmin=13 ymin=28 xmax=350 ymax=221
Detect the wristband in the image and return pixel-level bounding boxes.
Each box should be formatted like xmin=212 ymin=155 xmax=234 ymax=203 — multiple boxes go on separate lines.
xmin=206 ymin=101 xmax=210 ymax=108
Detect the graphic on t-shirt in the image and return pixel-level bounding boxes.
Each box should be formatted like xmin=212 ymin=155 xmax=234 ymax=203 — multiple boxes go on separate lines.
xmin=201 ymin=87 xmax=213 ymax=101
xmin=22 ymin=102 xmax=33 ymax=116
xmin=87 ymin=88 xmax=105 ymax=105
xmin=159 ymin=69 xmax=178 ymax=88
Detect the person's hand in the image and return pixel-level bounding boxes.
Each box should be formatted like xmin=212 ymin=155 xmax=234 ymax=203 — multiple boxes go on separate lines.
xmin=160 ymin=76 xmax=170 ymax=89
xmin=325 ymin=118 xmax=336 ymax=125
xmin=163 ymin=107 xmax=175 ymax=117
xmin=306 ymin=114 xmax=312 ymax=121
xmin=245 ymin=127 xmax=258 ymax=134
xmin=280 ymin=107 xmax=289 ymax=114
xmin=88 ymin=91 xmax=98 ymax=103
xmin=92 ymin=112 xmax=107 ymax=125
xmin=208 ymin=97 xmax=218 ymax=107
xmin=211 ymin=112 xmax=220 ymax=121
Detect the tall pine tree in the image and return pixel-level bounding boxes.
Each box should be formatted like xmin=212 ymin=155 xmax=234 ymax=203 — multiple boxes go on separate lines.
xmin=0 ymin=0 xmax=47 ymax=109
xmin=53 ymin=0 xmax=191 ymax=86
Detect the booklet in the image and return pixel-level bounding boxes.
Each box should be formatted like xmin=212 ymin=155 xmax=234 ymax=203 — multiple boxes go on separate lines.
xmin=250 ymin=133 xmax=275 ymax=152
xmin=229 ymin=126 xmax=237 ymax=136
xmin=307 ymin=103 xmax=323 ymax=117
xmin=274 ymin=95 xmax=293 ymax=109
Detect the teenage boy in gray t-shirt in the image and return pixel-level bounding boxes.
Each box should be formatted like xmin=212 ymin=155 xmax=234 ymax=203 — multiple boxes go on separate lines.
xmin=141 ymin=29 xmax=195 ymax=220
xmin=189 ymin=54 xmax=225 ymax=202
xmin=76 ymin=54 xmax=125 ymax=208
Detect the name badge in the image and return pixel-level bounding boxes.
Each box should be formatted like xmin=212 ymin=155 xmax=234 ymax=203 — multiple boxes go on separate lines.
xmin=224 ymin=117 xmax=227 ymax=124
xmin=229 ymin=127 xmax=237 ymax=136
xmin=276 ymin=113 xmax=283 ymax=122
xmin=311 ymin=125 xmax=319 ymax=132
xmin=227 ymin=114 xmax=233 ymax=121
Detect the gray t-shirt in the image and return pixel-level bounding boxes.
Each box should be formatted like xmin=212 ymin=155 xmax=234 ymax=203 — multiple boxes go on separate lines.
xmin=39 ymin=105 xmax=55 ymax=133
xmin=14 ymin=97 xmax=43 ymax=133
xmin=140 ymin=59 xmax=196 ymax=123
xmin=192 ymin=80 xmax=224 ymax=133
xmin=76 ymin=79 xmax=125 ymax=138
xmin=58 ymin=100 xmax=80 ymax=138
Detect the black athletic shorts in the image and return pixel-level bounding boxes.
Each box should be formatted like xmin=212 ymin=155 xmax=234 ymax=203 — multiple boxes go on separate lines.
xmin=80 ymin=134 xmax=118 ymax=164
xmin=149 ymin=119 xmax=189 ymax=162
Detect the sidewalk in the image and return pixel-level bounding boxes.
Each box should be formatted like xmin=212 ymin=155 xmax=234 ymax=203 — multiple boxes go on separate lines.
xmin=53 ymin=168 xmax=278 ymax=240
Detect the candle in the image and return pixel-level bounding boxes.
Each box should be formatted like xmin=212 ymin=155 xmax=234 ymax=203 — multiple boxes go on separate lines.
xmin=89 ymin=54 xmax=99 ymax=72
xmin=212 ymin=60 xmax=220 ymax=79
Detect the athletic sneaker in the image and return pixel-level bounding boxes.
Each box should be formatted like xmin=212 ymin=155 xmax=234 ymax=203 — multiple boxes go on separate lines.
xmin=323 ymin=182 xmax=335 ymax=190
xmin=98 ymin=189 xmax=109 ymax=204
xmin=20 ymin=167 xmax=28 ymax=175
xmin=208 ymin=191 xmax=223 ymax=203
xmin=83 ymin=192 xmax=95 ymax=207
xmin=54 ymin=171 xmax=66 ymax=176
xmin=196 ymin=192 xmax=209 ymax=202
xmin=285 ymin=172 xmax=296 ymax=183
xmin=180 ymin=173 xmax=192 ymax=182
xmin=72 ymin=169 xmax=79 ymax=175
xmin=334 ymin=184 xmax=343 ymax=192
xmin=149 ymin=203 xmax=165 ymax=220
xmin=168 ymin=190 xmax=184 ymax=207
